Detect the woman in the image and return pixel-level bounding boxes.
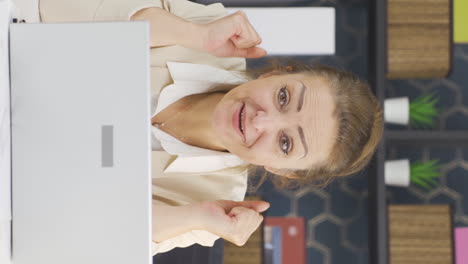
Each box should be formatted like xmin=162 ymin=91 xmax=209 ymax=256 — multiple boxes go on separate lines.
xmin=39 ymin=0 xmax=383 ymax=256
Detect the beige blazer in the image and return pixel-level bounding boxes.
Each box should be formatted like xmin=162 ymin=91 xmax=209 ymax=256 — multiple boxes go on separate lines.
xmin=39 ymin=0 xmax=249 ymax=255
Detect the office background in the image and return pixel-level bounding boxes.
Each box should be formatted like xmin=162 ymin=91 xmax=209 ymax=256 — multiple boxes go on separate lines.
xmin=154 ymin=1 xmax=468 ymax=263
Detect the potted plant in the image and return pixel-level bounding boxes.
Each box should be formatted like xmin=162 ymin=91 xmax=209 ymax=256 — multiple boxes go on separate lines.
xmin=385 ymin=159 xmax=441 ymax=190
xmin=384 ymin=93 xmax=439 ymax=128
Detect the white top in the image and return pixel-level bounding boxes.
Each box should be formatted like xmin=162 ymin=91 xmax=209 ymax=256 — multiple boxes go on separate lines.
xmin=151 ymin=61 xmax=249 ymax=173
xmin=150 ymin=61 xmax=251 ymax=254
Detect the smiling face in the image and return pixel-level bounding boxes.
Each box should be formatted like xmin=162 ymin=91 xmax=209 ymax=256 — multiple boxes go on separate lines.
xmin=211 ymin=72 xmax=338 ymax=172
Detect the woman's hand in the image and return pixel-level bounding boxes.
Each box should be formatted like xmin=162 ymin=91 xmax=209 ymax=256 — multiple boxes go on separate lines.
xmin=196 ymin=199 xmax=270 ymax=246
xmin=131 ymin=8 xmax=266 ymax=58
xmin=195 ymin=11 xmax=267 ymax=58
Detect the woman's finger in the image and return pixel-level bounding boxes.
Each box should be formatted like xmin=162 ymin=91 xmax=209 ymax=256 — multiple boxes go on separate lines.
xmin=216 ymin=199 xmax=270 ymax=212
xmin=230 ymin=11 xmax=262 ymax=49
xmin=238 ymin=200 xmax=270 ymax=212
xmin=225 ymin=206 xmax=264 ymax=246
xmin=232 ymin=46 xmax=267 ymax=58
xmin=217 ymin=199 xmax=270 ymax=213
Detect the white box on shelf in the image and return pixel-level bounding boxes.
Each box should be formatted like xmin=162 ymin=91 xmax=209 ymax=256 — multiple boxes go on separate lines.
xmin=226 ymin=7 xmax=335 ymax=55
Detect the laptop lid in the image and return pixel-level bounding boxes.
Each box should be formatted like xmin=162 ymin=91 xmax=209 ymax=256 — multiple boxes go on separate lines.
xmin=0 ymin=1 xmax=13 ymax=263
xmin=10 ymin=22 xmax=151 ymax=264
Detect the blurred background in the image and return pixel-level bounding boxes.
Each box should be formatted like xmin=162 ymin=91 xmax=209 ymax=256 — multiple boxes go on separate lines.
xmin=154 ymin=0 xmax=468 ymax=264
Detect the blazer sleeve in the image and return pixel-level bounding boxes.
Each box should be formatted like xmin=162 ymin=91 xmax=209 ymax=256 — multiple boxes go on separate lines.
xmin=151 ymin=166 xmax=249 ymax=255
xmin=39 ymin=0 xmax=227 ymax=23
xmin=151 ymin=199 xmax=221 ymax=256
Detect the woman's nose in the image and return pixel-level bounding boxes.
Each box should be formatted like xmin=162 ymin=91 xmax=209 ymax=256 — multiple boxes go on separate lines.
xmin=252 ymin=110 xmax=286 ymax=132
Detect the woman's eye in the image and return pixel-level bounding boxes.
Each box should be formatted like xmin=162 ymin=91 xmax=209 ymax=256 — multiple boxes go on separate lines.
xmin=280 ymin=134 xmax=291 ymax=155
xmin=278 ymin=87 xmax=289 ymax=107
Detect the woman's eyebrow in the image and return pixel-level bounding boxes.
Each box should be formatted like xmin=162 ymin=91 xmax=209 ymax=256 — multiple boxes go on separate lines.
xmin=297 ymin=82 xmax=306 ymax=112
xmin=298 ymin=126 xmax=308 ymax=159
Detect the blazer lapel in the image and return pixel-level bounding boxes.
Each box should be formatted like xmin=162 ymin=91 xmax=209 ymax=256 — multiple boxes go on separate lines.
xmin=151 ymin=150 xmax=177 ymax=179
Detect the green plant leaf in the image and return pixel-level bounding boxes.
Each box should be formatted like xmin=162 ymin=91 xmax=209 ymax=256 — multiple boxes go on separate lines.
xmin=410 ymin=160 xmax=441 ymax=190
xmin=423 ymin=172 xmax=441 ymax=178
xmin=409 ymin=93 xmax=440 ymax=128
xmin=411 ymin=159 xmax=438 ymax=170
xmin=410 ymin=115 xmax=434 ymax=128
xmin=411 ymin=177 xmax=432 ymax=190
xmin=424 ymin=178 xmax=439 ymax=186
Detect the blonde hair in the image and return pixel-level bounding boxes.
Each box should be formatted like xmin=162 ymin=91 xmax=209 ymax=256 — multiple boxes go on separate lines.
xmin=243 ymin=60 xmax=383 ymax=190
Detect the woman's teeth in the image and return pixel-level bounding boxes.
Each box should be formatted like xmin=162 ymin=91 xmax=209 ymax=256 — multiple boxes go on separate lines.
xmin=239 ymin=103 xmax=245 ymax=134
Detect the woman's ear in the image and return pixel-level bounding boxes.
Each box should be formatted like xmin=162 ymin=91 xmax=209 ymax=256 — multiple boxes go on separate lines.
xmin=264 ymin=166 xmax=300 ymax=179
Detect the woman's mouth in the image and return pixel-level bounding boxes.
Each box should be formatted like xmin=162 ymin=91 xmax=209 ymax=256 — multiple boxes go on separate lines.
xmin=233 ymin=102 xmax=246 ymax=142
xmin=239 ymin=102 xmax=246 ymax=133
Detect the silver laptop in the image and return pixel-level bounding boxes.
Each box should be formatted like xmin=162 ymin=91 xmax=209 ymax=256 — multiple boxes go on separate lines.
xmin=9 ymin=22 xmax=151 ymax=264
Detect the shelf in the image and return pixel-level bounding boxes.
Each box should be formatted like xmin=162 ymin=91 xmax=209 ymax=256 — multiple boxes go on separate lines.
xmin=386 ymin=131 xmax=468 ymax=146
xmin=368 ymin=0 xmax=388 ymax=264
xmin=368 ymin=1 xmax=460 ymax=263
